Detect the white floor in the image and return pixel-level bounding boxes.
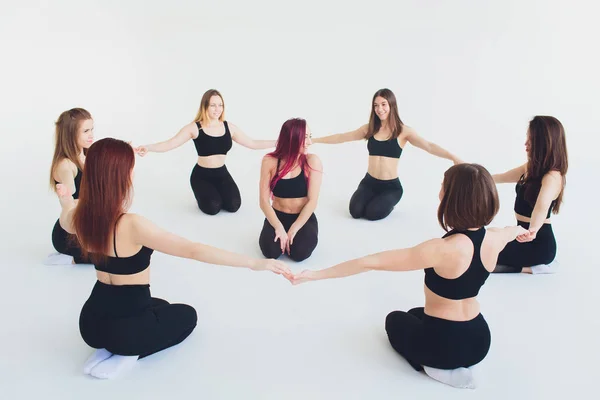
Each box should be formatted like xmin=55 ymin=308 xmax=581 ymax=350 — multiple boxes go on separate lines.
xmin=2 ymin=1 xmax=599 ymax=399
xmin=2 ymin=141 xmax=598 ymax=399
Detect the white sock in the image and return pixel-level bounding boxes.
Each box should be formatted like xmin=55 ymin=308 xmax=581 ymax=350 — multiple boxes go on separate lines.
xmin=530 ymin=260 xmax=559 ymax=274
xmin=44 ymin=252 xmax=74 ymax=265
xmin=83 ymin=348 xmax=113 ymax=374
xmin=423 ymin=366 xmax=477 ymax=389
xmin=90 ymin=355 xmax=139 ymax=379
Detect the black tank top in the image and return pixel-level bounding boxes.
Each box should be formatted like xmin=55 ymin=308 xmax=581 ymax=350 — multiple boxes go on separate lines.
xmin=272 ymin=159 xmax=308 ymax=198
xmin=55 ymin=168 xmax=83 ymax=200
xmin=94 ymin=215 xmax=154 ymax=275
xmin=192 ymin=121 xmax=233 ymax=156
xmin=367 ymin=136 xmax=402 ymax=158
xmin=424 ymin=227 xmax=489 ymax=300
xmin=514 ymin=175 xmax=555 ymax=218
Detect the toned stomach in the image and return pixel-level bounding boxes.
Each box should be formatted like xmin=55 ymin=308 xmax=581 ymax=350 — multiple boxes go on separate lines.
xmin=272 ymin=196 xmax=308 ymax=214
xmin=197 ymin=154 xmax=227 ymax=168
xmin=423 ymin=286 xmax=481 ymax=322
xmin=367 ymin=156 xmax=400 ymax=180
xmin=96 ymin=268 xmax=150 ymax=286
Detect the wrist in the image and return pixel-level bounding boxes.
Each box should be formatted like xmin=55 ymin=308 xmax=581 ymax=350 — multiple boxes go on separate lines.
xmin=248 ymin=258 xmax=259 ymax=270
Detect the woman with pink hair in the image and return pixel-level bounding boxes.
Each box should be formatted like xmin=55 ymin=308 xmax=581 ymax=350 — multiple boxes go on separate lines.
xmin=258 ymin=118 xmax=323 ymax=262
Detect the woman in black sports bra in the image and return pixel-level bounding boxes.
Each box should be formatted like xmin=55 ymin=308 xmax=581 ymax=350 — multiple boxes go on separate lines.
xmin=56 ymin=138 xmax=292 ymax=379
xmin=47 ymin=108 xmax=95 ymax=265
xmin=134 ymin=89 xmax=277 ymax=215
xmin=311 ymin=88 xmax=462 ymax=221
xmin=492 ymin=116 xmax=568 ymax=274
xmin=258 ymin=118 xmax=323 ymax=261
xmin=292 ymin=164 xmax=528 ymax=389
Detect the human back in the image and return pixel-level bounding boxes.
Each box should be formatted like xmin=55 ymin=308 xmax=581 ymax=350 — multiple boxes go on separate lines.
xmin=423 ymin=163 xmax=521 ymax=322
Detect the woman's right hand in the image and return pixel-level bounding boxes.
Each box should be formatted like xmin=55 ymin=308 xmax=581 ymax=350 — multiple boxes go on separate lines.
xmin=251 ymin=258 xmax=293 ymax=281
xmin=134 ymin=145 xmax=149 ymax=156
xmin=274 ymin=226 xmax=288 ymax=254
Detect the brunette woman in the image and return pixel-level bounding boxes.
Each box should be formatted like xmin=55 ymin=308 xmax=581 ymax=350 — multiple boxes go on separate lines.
xmin=492 ymin=116 xmax=568 ymax=274
xmin=292 ymin=164 xmax=527 ymax=389
xmin=48 ymin=108 xmax=94 ymax=264
xmin=312 ymin=88 xmax=462 ymax=221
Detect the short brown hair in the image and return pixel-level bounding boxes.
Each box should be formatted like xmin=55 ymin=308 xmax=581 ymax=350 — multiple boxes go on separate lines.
xmin=437 ymin=164 xmax=499 ymax=231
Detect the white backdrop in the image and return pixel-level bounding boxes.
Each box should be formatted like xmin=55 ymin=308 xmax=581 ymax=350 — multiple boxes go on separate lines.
xmin=0 ymin=0 xmax=598 ymax=398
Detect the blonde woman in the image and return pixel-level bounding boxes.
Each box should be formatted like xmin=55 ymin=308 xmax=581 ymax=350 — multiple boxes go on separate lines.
xmin=135 ymin=89 xmax=276 ymax=215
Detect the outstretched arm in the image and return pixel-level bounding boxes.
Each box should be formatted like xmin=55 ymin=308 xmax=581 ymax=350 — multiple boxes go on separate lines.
xmin=312 ymin=124 xmax=368 ymax=144
xmin=136 ymin=123 xmax=196 ymax=155
xmin=404 ymin=127 xmax=462 ymax=164
xmin=293 ymin=238 xmax=450 ymax=284
xmin=229 ymin=123 xmax=276 ymax=150
xmin=131 ymin=214 xmax=292 ymax=278
xmin=517 ymin=172 xmax=562 ymax=242
xmin=492 ymin=163 xmax=527 ymax=184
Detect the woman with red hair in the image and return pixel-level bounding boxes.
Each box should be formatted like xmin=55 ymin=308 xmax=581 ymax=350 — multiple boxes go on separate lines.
xmin=56 ymin=138 xmax=292 ymax=379
xmin=258 ymin=118 xmax=323 ymax=262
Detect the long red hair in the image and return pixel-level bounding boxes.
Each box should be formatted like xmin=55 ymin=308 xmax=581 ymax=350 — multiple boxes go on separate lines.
xmin=71 ymin=138 xmax=135 ymax=264
xmin=268 ymin=118 xmax=310 ymax=192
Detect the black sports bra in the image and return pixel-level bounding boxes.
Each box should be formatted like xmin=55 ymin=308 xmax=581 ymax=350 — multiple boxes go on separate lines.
xmin=94 ymin=215 xmax=154 ymax=275
xmin=367 ymin=135 xmax=402 ymax=159
xmin=514 ymin=175 xmax=555 ymax=218
xmin=272 ymin=159 xmax=308 ymax=199
xmin=55 ymin=168 xmax=83 ymax=199
xmin=424 ymin=227 xmax=490 ymax=300
xmin=192 ymin=121 xmax=233 ymax=157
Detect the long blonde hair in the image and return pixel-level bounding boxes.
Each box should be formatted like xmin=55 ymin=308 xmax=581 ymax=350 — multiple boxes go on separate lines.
xmin=193 ymin=89 xmax=225 ymax=126
xmin=49 ymin=108 xmax=92 ymax=190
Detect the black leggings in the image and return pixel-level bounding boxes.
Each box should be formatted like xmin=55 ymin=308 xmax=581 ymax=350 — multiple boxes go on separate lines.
xmin=190 ymin=164 xmax=241 ymax=215
xmin=259 ymin=210 xmax=318 ymax=262
xmin=385 ymin=307 xmax=491 ymax=371
xmin=494 ymin=221 xmax=557 ymax=273
xmin=79 ymin=281 xmax=197 ymax=358
xmin=349 ymin=173 xmax=403 ymax=220
xmin=51 ymin=219 xmax=89 ymax=264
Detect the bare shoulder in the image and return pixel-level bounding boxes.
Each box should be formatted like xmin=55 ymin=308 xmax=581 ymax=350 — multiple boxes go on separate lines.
xmin=226 ymin=121 xmax=240 ymax=130
xmin=481 ymin=227 xmax=509 ymax=252
xmin=182 ymin=121 xmax=199 ymax=135
xmin=54 ymin=157 xmax=77 ymax=178
xmin=544 ymin=170 xmax=563 ymax=183
xmin=306 ymin=153 xmax=322 ymax=169
xmin=400 ymin=125 xmax=417 ymax=137
xmin=261 ymin=154 xmax=277 ymax=169
xmin=57 ymin=157 xmax=77 ymax=172
xmin=443 ymin=233 xmax=473 ymax=255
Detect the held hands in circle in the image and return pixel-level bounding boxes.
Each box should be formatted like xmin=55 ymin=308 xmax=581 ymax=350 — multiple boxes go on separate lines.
xmin=516 ymin=228 xmax=537 ymax=243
